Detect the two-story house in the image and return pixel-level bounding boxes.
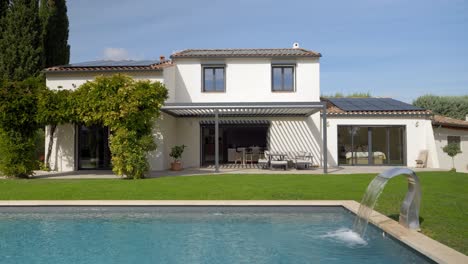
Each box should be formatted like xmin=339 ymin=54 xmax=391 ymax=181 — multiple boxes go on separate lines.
xmin=44 ymin=45 xmax=468 ymax=173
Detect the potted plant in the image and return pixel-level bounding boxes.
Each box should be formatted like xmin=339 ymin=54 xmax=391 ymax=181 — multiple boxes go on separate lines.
xmin=169 ymin=145 xmax=186 ymax=171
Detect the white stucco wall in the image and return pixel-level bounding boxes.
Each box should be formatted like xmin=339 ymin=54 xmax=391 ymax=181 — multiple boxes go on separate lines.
xmin=326 ymin=117 xmax=439 ymax=168
xmin=172 ymin=58 xmax=320 ymax=103
xmin=45 ymin=124 xmax=76 ymax=172
xmin=170 ymin=114 xmax=323 ymax=169
xmin=148 ymin=113 xmax=177 ymax=171
xmin=433 ymin=127 xmax=468 ymax=172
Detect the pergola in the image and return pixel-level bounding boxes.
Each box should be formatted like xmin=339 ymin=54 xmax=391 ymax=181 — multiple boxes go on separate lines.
xmin=161 ymin=102 xmax=328 ymax=173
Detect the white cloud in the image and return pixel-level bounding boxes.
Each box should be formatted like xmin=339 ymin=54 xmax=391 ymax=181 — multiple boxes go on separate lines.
xmin=102 ymin=48 xmax=130 ymax=60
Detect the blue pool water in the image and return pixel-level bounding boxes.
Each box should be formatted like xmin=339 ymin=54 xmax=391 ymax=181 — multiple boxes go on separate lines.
xmin=0 ymin=206 xmax=433 ymax=264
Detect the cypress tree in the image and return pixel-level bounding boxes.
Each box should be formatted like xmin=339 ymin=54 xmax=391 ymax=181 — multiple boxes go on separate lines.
xmin=0 ymin=1 xmax=10 ymax=80
xmin=40 ymin=0 xmax=70 ymax=67
xmin=0 ymin=0 xmax=43 ymax=81
xmin=0 ymin=0 xmax=9 ymax=19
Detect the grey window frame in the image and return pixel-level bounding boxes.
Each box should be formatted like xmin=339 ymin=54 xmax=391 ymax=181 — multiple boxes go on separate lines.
xmin=447 ymin=136 xmax=461 ymax=149
xmin=271 ymin=65 xmax=295 ymax=92
xmin=202 ymin=65 xmax=226 ymax=93
xmin=336 ymin=125 xmax=407 ymax=166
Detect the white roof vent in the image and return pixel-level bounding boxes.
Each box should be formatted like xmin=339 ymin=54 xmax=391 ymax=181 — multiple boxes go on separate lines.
xmin=292 ymin=42 xmax=300 ymax=49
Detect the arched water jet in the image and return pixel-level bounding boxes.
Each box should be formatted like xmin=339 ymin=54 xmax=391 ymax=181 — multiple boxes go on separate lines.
xmin=353 ymin=168 xmax=421 ymax=237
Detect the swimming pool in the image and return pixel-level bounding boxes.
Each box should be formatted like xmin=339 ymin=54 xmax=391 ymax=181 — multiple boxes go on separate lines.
xmin=0 ymin=206 xmax=434 ymax=264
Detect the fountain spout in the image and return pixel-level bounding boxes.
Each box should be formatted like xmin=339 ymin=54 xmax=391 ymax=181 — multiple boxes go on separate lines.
xmin=378 ymin=168 xmax=421 ymax=230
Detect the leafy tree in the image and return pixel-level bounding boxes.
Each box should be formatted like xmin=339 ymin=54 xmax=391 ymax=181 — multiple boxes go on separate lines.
xmin=0 ymin=78 xmax=43 ymax=177
xmin=413 ymin=95 xmax=468 ymax=120
xmin=323 ymin=92 xmax=372 ymax=98
xmin=442 ymin=143 xmax=462 ymax=172
xmin=0 ymin=1 xmax=9 ymax=76
xmin=40 ymin=0 xmax=70 ymax=67
xmin=36 ymin=88 xmax=74 ymax=170
xmin=0 ymin=0 xmax=8 ymax=19
xmin=0 ymin=0 xmax=43 ymax=81
xmin=74 ymin=75 xmax=168 ymax=179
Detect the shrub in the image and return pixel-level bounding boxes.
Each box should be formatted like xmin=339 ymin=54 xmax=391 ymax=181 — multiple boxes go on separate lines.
xmin=442 ymin=143 xmax=462 ymax=172
xmin=0 ymin=78 xmax=43 ymax=177
xmin=170 ymin=145 xmax=186 ymax=162
xmin=0 ymin=130 xmax=37 ymax=177
xmin=110 ymin=128 xmax=157 ymax=179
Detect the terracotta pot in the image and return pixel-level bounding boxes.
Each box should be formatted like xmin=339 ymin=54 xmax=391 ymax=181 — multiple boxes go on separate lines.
xmin=170 ymin=161 xmax=183 ymax=171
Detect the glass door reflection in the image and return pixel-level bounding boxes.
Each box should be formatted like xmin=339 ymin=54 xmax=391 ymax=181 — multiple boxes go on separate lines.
xmin=78 ymin=125 xmax=111 ymax=169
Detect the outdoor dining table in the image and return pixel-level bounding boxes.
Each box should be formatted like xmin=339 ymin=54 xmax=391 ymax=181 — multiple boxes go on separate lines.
xmin=236 ymin=147 xmax=247 ymax=165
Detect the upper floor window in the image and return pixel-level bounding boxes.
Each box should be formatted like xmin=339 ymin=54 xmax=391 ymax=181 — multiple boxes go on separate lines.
xmin=448 ymin=136 xmax=461 ymax=149
xmin=272 ymin=65 xmax=294 ymax=92
xmin=203 ymin=66 xmax=225 ymax=92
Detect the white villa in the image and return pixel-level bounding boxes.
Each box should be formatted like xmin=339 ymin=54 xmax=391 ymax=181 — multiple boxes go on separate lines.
xmin=44 ymin=45 xmax=468 ymax=173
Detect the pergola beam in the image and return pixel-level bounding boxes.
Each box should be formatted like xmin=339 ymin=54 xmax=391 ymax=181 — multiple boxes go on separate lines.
xmin=160 ymin=101 xmax=328 ymax=173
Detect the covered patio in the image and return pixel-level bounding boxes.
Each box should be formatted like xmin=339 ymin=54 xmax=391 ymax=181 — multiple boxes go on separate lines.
xmin=161 ymin=102 xmax=328 ymax=173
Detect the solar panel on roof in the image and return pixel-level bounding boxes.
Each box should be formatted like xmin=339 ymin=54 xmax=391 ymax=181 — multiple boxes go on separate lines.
xmin=66 ymin=60 xmax=160 ymax=67
xmin=327 ymin=98 xmax=423 ymax=111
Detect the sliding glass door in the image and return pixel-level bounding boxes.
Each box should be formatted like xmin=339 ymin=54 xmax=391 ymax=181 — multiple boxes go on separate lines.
xmin=78 ymin=125 xmax=111 ymax=169
xmin=337 ymin=125 xmax=405 ymax=166
xmin=371 ymin=127 xmax=388 ymax=165
xmin=388 ymin=127 xmax=405 ymax=165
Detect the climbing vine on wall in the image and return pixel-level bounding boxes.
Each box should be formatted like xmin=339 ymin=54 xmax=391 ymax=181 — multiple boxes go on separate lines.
xmin=73 ymin=74 xmax=168 ymax=179
xmin=0 ymin=74 xmax=167 ymax=179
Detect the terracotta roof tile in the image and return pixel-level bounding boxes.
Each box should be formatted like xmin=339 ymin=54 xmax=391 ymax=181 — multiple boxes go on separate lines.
xmin=432 ymin=115 xmax=468 ymax=129
xmin=44 ymin=60 xmax=172 ymax=72
xmin=171 ymin=48 xmax=321 ymax=58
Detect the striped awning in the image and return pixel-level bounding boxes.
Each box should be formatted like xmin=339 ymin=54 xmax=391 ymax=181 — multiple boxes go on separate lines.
xmin=200 ymin=120 xmax=270 ymax=125
xmin=161 ymin=102 xmax=324 ymax=117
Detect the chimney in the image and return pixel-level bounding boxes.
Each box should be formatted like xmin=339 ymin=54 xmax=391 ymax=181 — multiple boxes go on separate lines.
xmin=159 ymin=55 xmax=166 ymax=61
xmin=292 ymin=42 xmax=300 ymax=49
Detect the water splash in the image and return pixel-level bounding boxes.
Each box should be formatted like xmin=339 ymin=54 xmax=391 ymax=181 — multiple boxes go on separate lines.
xmin=324 ymin=168 xmax=421 ymax=248
xmin=352 ymin=175 xmax=390 ymax=236
xmin=320 ymin=228 xmax=368 ymax=248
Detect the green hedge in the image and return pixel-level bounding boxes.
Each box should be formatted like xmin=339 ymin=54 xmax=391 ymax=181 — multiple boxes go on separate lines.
xmin=0 ymin=78 xmax=43 ymax=177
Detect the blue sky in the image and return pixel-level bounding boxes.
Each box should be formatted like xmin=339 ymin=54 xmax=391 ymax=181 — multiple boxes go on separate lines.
xmin=67 ymin=0 xmax=468 ymax=102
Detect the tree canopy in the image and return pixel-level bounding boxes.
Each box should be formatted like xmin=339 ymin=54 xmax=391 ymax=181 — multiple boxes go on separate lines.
xmin=40 ymin=0 xmax=70 ymax=68
xmin=0 ymin=0 xmax=43 ymax=81
xmin=322 ymin=92 xmax=372 ymax=98
xmin=0 ymin=0 xmax=8 ymax=18
xmin=413 ymin=95 xmax=468 ymax=120
xmin=36 ymin=88 xmax=74 ymax=169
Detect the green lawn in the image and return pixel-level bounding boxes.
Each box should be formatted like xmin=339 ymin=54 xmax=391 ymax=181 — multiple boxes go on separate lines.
xmin=0 ymin=171 xmax=466 ymax=254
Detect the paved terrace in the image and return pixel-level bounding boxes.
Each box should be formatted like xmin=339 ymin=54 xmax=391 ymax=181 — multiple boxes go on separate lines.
xmin=28 ymin=166 xmax=448 ymax=179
